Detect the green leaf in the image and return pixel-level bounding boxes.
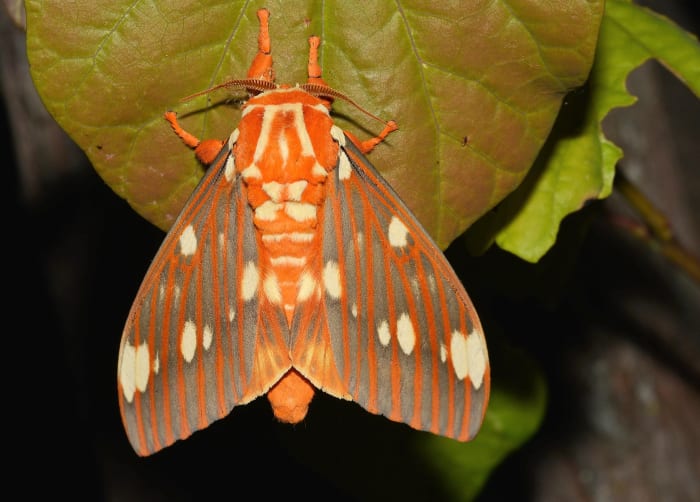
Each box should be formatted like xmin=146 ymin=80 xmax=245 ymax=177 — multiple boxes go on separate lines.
xmin=276 ymin=340 xmax=546 ymax=501
xmin=474 ymin=0 xmax=700 ymax=262
xmin=26 ymin=0 xmax=601 ymax=249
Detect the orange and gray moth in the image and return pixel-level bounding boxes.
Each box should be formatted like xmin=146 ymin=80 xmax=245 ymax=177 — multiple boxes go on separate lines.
xmin=117 ymin=8 xmax=489 ymax=456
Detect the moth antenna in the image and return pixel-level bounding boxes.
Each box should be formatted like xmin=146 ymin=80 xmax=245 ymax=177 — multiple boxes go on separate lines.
xmin=180 ymin=78 xmax=277 ymax=102
xmin=300 ymin=83 xmax=393 ymax=127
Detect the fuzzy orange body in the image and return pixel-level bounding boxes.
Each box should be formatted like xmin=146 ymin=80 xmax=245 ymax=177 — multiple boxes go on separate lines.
xmin=234 ymin=89 xmax=339 ymax=421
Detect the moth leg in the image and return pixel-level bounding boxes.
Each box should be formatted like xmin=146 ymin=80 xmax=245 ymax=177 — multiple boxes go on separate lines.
xmin=164 ymin=111 xmax=225 ymax=166
xmin=247 ymin=9 xmax=274 ymax=82
xmin=306 ymin=35 xmax=328 ymax=88
xmin=344 ymin=120 xmax=399 ymax=155
xmin=356 ymin=120 xmax=398 ymax=154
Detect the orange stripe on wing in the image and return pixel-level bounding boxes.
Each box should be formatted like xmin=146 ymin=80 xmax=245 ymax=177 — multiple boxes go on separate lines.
xmin=147 ymin=280 xmax=162 ymax=452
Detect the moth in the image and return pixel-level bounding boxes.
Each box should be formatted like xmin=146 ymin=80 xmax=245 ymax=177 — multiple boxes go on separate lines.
xmin=118 ymin=8 xmax=490 ymax=456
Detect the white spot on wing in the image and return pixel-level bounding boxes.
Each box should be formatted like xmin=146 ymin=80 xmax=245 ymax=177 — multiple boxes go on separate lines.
xmin=377 ymin=320 xmax=390 ymax=346
xmin=153 ymin=351 xmax=160 ymax=375
xmin=181 ymin=321 xmax=197 ymax=363
xmin=467 ymin=332 xmax=486 ymax=389
xmin=224 ymin=154 xmax=236 ymax=182
xmin=241 ymin=261 xmax=259 ymax=301
xmin=228 ymin=307 xmax=236 ymax=322
xmin=203 ymin=325 xmax=213 ymax=350
xmin=396 ymin=313 xmax=416 ymax=355
xmin=450 ymin=330 xmax=469 ymax=380
xmin=224 ymin=129 xmax=239 ymax=181
xmin=119 ymin=342 xmax=136 ymax=402
xmin=179 ymin=225 xmax=197 ymax=256
xmin=134 ymin=343 xmax=150 ymax=392
xmin=440 ymin=343 xmax=447 ymax=363
xmin=119 ymin=340 xmax=152 ymax=403
xmin=388 ymin=217 xmax=409 ymax=248
xmin=351 ymin=303 xmax=358 ymax=318
xmin=323 ymin=260 xmax=342 ymax=299
xmin=338 ymin=151 xmax=352 ymax=180
xmin=227 ymin=128 xmax=240 ymax=148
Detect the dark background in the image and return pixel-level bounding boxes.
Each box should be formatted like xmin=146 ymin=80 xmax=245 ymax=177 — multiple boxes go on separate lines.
xmin=4 ymin=1 xmax=699 ymax=500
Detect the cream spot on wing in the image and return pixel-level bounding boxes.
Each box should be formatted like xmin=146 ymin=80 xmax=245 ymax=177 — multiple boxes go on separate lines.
xmin=203 ymin=325 xmax=213 ymax=351
xmin=467 ymin=332 xmax=487 ymax=389
xmin=227 ymin=128 xmax=239 ymax=148
xmin=218 ymin=232 xmax=225 ymax=249
xmin=181 ymin=321 xmax=197 ymax=363
xmin=255 ymin=201 xmax=281 ymax=221
xmin=241 ymin=261 xmax=259 ymax=301
xmin=224 ymin=154 xmax=236 ymax=182
xmin=323 ymin=260 xmax=342 ymax=299
xmin=388 ymin=217 xmax=409 ymax=248
xmin=179 ymin=225 xmax=197 ymax=256
xmin=228 ymin=307 xmax=236 ymax=322
xmin=119 ymin=342 xmax=136 ymax=402
xmin=396 ymin=313 xmax=416 ymax=355
xmin=263 ymin=273 xmax=282 ymax=304
xmin=134 ymin=342 xmax=150 ymax=392
xmin=450 ymin=330 xmax=469 ymax=381
xmin=286 ymin=180 xmax=308 ymax=201
xmin=351 ymin=303 xmax=358 ymax=318
xmin=330 ymin=125 xmax=346 ymax=146
xmin=285 ymin=202 xmax=317 ymax=222
xmin=119 ymin=340 xmax=151 ymax=402
xmin=377 ymin=320 xmax=391 ymax=346
xmin=440 ymin=343 xmax=448 ymax=363
xmin=297 ymin=272 xmax=317 ymax=302
xmin=338 ymin=151 xmax=352 ymax=180
xmin=153 ymin=351 xmax=160 ymax=375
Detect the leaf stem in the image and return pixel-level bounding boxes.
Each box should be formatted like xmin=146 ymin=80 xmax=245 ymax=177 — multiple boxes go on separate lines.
xmin=613 ymin=172 xmax=700 ymax=284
